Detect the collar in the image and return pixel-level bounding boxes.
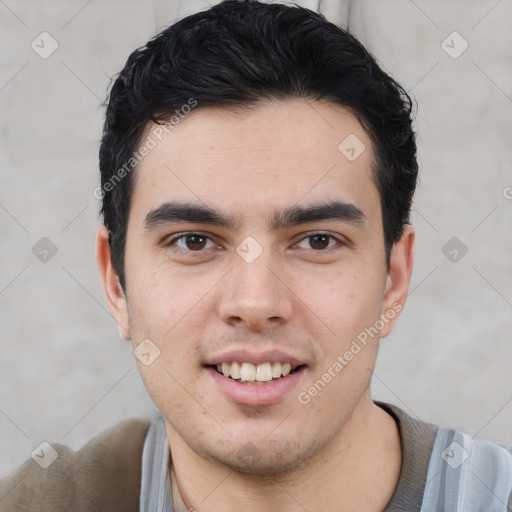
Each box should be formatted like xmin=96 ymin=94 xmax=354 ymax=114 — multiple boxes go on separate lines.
xmin=139 ymin=414 xmax=173 ymax=512
xmin=139 ymin=402 xmax=439 ymax=512
xmin=376 ymin=401 xmax=438 ymax=511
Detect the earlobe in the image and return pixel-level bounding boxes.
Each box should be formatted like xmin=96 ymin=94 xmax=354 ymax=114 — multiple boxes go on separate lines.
xmin=96 ymin=226 xmax=131 ymax=340
xmin=379 ymin=225 xmax=415 ymax=338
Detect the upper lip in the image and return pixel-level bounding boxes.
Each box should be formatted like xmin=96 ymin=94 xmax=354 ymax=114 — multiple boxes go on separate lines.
xmin=203 ymin=348 xmax=308 ymax=368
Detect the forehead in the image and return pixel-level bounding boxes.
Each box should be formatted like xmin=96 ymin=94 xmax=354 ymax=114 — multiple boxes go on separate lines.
xmin=130 ymin=100 xmax=380 ymax=225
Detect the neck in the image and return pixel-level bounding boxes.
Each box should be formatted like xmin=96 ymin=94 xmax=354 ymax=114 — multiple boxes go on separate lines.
xmin=168 ymin=396 xmax=402 ymax=512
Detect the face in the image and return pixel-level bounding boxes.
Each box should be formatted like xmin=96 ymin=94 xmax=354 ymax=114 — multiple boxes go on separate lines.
xmin=98 ymin=99 xmax=413 ymax=475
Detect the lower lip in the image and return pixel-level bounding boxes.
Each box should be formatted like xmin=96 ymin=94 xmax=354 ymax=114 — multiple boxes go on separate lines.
xmin=205 ymin=366 xmax=307 ymax=406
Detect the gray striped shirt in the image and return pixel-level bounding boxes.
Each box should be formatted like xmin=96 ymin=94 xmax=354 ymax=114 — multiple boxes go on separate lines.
xmin=139 ymin=402 xmax=512 ymax=511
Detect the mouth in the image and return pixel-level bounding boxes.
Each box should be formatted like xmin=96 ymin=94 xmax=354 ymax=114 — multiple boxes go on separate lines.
xmin=210 ymin=361 xmax=306 ymax=385
xmin=205 ymin=359 xmax=308 ymax=406
xmin=203 ymin=349 xmax=309 ymax=405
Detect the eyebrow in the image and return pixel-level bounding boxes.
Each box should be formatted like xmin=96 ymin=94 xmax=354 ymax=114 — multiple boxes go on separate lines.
xmin=143 ymin=202 xmax=239 ymax=230
xmin=268 ymin=200 xmax=365 ymax=230
xmin=142 ymin=200 xmax=366 ymax=232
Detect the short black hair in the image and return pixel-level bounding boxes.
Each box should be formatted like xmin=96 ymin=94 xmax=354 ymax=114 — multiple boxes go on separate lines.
xmin=99 ymin=0 xmax=418 ymax=290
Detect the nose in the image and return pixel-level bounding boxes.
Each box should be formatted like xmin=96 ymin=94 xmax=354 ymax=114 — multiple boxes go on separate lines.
xmin=217 ymin=252 xmax=293 ymax=331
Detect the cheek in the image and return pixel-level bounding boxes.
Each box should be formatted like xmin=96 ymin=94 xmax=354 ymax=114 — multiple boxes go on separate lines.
xmin=125 ymin=259 xmax=213 ymax=337
xmin=125 ymin=263 xmax=217 ymax=388
xmin=300 ymin=271 xmax=384 ymax=339
xmin=295 ymin=271 xmax=384 ymax=400
xmin=126 ymin=274 xmax=205 ymax=412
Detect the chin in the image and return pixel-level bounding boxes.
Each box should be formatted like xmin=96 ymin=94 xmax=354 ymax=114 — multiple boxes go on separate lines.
xmin=203 ymin=433 xmax=329 ymax=477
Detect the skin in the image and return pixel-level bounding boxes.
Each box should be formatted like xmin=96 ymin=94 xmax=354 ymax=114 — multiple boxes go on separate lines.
xmin=97 ymin=99 xmax=415 ymax=511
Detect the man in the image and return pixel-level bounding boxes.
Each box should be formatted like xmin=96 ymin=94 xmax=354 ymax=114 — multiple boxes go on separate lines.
xmin=1 ymin=1 xmax=511 ymax=511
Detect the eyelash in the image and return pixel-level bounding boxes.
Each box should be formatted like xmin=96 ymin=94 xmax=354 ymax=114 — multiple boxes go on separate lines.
xmin=165 ymin=231 xmax=343 ymax=253
xmin=166 ymin=233 xmax=217 ymax=253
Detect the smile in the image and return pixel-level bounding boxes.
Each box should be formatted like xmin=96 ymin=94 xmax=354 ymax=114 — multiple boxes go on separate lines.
xmin=206 ymin=362 xmax=308 ymax=406
xmin=214 ymin=361 xmax=302 ymax=383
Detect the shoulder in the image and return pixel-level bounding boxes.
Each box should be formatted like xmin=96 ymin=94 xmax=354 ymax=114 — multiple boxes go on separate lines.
xmin=0 ymin=417 xmax=150 ymax=512
xmin=422 ymin=428 xmax=512 ymax=510
xmin=377 ymin=401 xmax=512 ymax=511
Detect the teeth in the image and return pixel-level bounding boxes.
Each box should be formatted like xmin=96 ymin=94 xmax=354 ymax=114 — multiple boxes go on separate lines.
xmin=240 ymin=362 xmax=256 ymax=381
xmin=272 ymin=362 xmax=282 ymax=378
xmin=256 ymin=362 xmax=272 ymax=382
xmin=281 ymin=363 xmax=291 ymax=377
xmin=230 ymin=361 xmax=241 ymax=380
xmin=214 ymin=361 xmax=298 ymax=382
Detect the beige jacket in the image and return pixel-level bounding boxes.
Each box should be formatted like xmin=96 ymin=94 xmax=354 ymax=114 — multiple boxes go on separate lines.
xmin=0 ymin=418 xmax=149 ymax=512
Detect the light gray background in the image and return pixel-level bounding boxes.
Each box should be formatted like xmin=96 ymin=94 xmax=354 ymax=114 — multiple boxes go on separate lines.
xmin=1 ymin=0 xmax=511 ymax=478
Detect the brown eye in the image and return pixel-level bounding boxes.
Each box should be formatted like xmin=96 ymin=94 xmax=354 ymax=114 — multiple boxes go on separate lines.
xmin=169 ymin=233 xmax=215 ymax=252
xmin=184 ymin=235 xmax=208 ymax=250
xmin=294 ymin=233 xmax=340 ymax=252
xmin=309 ymin=234 xmax=330 ymax=250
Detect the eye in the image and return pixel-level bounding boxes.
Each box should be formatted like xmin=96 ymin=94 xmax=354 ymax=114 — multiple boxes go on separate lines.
xmin=168 ymin=233 xmax=216 ymax=252
xmin=295 ymin=233 xmax=340 ymax=251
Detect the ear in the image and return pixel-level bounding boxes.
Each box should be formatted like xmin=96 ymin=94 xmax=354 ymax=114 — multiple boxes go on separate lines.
xmin=96 ymin=226 xmax=131 ymax=340
xmin=379 ymin=225 xmax=415 ymax=338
